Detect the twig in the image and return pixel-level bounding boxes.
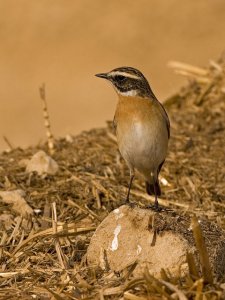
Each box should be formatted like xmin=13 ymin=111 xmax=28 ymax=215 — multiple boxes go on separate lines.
xmin=39 ymin=83 xmax=55 ymax=153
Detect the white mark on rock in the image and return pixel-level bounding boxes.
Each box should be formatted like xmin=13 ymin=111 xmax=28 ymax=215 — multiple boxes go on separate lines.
xmin=137 ymin=244 xmax=142 ymax=255
xmin=99 ymin=247 xmax=106 ymax=270
xmin=110 ymin=224 xmax=121 ymax=251
xmin=113 ymin=208 xmax=124 ymax=220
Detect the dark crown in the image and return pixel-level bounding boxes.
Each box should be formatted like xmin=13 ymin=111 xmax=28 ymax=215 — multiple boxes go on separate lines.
xmin=108 ymin=67 xmax=156 ymax=99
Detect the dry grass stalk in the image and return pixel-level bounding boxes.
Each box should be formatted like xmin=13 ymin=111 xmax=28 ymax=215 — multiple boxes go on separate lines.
xmin=173 ymin=70 xmax=210 ymax=84
xmin=67 ymin=198 xmax=102 ymax=221
xmin=209 ymin=60 xmax=223 ymax=72
xmin=39 ymin=83 xmax=55 ymax=153
xmin=107 ymin=132 xmax=117 ymax=143
xmin=123 ymin=291 xmax=147 ymax=300
xmin=103 ymin=286 xmax=123 ymax=296
xmin=0 ymin=232 xmax=7 ymax=260
xmin=99 ymin=289 xmax=105 ymax=300
xmin=43 ymin=285 xmax=65 ymax=300
xmin=168 ymin=61 xmax=208 ymax=76
xmin=168 ymin=61 xmax=211 ymax=84
xmin=144 ymin=269 xmax=172 ymax=298
xmin=186 ymin=251 xmax=199 ymax=280
xmin=191 ymin=216 xmax=213 ymax=284
xmin=195 ymin=80 xmax=216 ymax=105
xmin=12 ymin=221 xmax=96 ymax=255
xmin=3 ymin=135 xmax=14 ymax=150
xmin=51 ymin=202 xmax=67 ymax=269
xmin=161 ymin=280 xmax=188 ymax=300
xmin=130 ymin=189 xmax=189 ymax=209
xmin=7 ymin=216 xmax=22 ymax=245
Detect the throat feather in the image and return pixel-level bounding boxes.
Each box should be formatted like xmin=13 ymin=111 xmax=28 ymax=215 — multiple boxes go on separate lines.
xmin=118 ymin=89 xmax=138 ymax=97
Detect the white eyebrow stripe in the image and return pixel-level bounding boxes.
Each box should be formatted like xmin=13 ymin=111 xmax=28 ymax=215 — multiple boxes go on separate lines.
xmin=110 ymin=71 xmax=141 ymax=80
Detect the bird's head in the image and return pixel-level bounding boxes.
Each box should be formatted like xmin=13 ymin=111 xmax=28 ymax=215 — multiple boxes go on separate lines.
xmin=95 ymin=67 xmax=156 ymax=99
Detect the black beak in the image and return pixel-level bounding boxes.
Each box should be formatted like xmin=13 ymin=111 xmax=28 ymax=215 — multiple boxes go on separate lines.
xmin=95 ymin=72 xmax=109 ymax=79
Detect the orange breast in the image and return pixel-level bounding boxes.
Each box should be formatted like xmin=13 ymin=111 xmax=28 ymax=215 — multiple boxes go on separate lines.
xmin=114 ymin=95 xmax=154 ymax=126
xmin=114 ymin=95 xmax=169 ymax=179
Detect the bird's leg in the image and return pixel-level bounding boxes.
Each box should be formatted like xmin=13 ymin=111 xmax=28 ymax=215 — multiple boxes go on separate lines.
xmin=153 ymin=182 xmax=161 ymax=211
xmin=126 ymin=171 xmax=134 ymax=203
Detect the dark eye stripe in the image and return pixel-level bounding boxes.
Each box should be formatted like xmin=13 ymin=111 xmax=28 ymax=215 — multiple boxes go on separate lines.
xmin=115 ymin=75 xmax=126 ymax=81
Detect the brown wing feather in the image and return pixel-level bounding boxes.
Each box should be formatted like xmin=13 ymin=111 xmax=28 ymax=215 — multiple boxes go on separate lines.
xmin=156 ymin=100 xmax=170 ymax=139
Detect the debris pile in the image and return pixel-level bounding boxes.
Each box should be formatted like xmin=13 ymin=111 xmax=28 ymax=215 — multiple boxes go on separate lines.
xmin=0 ymin=57 xmax=225 ymax=299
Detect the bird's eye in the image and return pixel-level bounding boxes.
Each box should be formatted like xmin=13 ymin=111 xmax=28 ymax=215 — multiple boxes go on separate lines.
xmin=115 ymin=75 xmax=126 ymax=82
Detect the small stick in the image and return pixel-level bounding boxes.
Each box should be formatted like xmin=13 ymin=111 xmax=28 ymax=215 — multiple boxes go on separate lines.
xmin=191 ymin=216 xmax=213 ymax=284
xmin=39 ymin=83 xmax=55 ymax=153
xmin=3 ymin=136 xmax=13 ymax=150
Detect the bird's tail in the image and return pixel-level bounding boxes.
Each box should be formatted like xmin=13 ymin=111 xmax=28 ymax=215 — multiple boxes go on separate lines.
xmin=146 ymin=180 xmax=161 ymax=196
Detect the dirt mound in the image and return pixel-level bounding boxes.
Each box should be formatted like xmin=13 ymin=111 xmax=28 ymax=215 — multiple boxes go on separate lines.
xmin=0 ymin=58 xmax=225 ymax=299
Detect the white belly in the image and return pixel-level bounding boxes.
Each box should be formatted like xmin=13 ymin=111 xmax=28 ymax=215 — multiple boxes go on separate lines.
xmin=116 ymin=120 xmax=168 ymax=179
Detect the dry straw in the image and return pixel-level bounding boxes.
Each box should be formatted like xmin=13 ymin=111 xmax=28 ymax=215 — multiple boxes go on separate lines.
xmin=0 ymin=56 xmax=225 ymax=298
xmin=39 ymin=83 xmax=55 ymax=153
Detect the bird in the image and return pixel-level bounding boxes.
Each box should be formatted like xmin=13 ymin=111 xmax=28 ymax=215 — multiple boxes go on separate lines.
xmin=95 ymin=67 xmax=170 ymax=210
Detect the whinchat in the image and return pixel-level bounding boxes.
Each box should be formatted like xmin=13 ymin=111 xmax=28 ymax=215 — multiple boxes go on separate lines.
xmin=95 ymin=67 xmax=170 ymax=210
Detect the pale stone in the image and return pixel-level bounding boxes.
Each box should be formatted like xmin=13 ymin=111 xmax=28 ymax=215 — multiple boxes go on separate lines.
xmin=87 ymin=205 xmax=189 ymax=278
xmin=26 ymin=150 xmax=58 ymax=175
xmin=0 ymin=190 xmax=33 ymax=217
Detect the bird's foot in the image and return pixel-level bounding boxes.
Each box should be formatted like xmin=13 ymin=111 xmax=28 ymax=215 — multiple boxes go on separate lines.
xmin=146 ymin=203 xmax=162 ymax=212
xmin=127 ymin=201 xmax=136 ymax=208
xmin=122 ymin=198 xmax=136 ymax=208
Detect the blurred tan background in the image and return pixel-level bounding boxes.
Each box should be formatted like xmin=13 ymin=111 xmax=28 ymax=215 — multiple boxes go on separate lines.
xmin=0 ymin=0 xmax=225 ymax=151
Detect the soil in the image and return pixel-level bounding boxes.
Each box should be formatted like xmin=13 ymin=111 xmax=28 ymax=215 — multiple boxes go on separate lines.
xmin=0 ymin=58 xmax=225 ymax=299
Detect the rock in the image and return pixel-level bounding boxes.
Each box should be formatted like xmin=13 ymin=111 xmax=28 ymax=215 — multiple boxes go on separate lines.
xmin=87 ymin=205 xmax=225 ymax=279
xmin=65 ymin=134 xmax=73 ymax=143
xmin=0 ymin=190 xmax=33 ymax=217
xmin=0 ymin=213 xmax=14 ymax=230
xmin=18 ymin=158 xmax=30 ymax=167
xmin=26 ymin=150 xmax=58 ymax=175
